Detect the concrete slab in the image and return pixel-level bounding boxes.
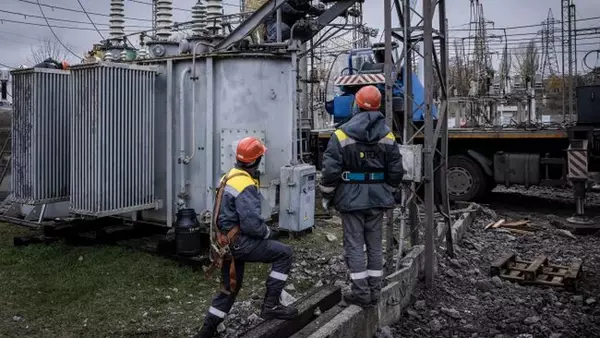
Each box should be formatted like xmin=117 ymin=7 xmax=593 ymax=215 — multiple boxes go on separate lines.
xmin=289 ymin=305 xmax=345 ymax=338
xmin=240 ymin=285 xmax=342 ymax=338
xmin=306 ymin=305 xmax=378 ymax=338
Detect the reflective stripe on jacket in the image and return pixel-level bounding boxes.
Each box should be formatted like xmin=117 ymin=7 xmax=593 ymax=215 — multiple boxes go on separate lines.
xmin=320 ymin=111 xmax=404 ymax=212
xmin=218 ymin=168 xmax=271 ymax=240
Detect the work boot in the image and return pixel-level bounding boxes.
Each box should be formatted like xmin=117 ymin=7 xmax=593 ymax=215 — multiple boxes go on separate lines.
xmin=260 ymin=294 xmax=299 ymax=320
xmin=371 ymin=293 xmax=380 ymax=306
xmin=343 ymin=292 xmax=372 ymax=308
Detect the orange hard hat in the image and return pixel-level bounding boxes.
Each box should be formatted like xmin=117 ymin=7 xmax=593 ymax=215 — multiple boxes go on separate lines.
xmin=61 ymin=61 xmax=70 ymax=70
xmin=355 ymin=85 xmax=382 ymax=110
xmin=236 ymin=137 xmax=267 ymax=164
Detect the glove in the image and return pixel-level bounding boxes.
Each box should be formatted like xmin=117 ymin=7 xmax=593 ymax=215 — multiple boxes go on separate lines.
xmin=322 ymin=198 xmax=330 ymax=212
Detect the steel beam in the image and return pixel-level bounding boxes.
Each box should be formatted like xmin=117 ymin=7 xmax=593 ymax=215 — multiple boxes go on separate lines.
xmin=297 ymin=0 xmax=360 ymax=43
xmin=384 ymin=0 xmax=395 ymax=277
xmin=422 ymin=0 xmax=435 ymax=288
xmin=214 ymin=0 xmax=290 ymax=51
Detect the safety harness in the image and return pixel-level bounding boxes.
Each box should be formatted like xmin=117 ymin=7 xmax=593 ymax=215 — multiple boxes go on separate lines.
xmin=341 ymin=171 xmax=386 ymax=183
xmin=205 ymin=171 xmax=249 ymax=294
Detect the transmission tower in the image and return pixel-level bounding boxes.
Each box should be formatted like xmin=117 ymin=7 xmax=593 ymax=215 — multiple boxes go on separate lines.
xmin=541 ymin=9 xmax=560 ymax=80
xmin=470 ymin=0 xmax=493 ymax=97
xmin=561 ymin=0 xmax=576 ymax=122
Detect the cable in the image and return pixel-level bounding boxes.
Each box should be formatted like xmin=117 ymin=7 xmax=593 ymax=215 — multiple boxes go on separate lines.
xmin=127 ymin=0 xmax=238 ymax=10
xmin=0 ymin=62 xmax=14 ymax=69
xmin=0 ymin=17 xmax=140 ymax=32
xmin=448 ymin=15 xmax=600 ymax=32
xmin=36 ymin=0 xmax=80 ymax=59
xmin=14 ymin=0 xmax=152 ymax=22
xmin=76 ymin=0 xmax=105 ymax=40
xmin=0 ymin=9 xmax=150 ymax=29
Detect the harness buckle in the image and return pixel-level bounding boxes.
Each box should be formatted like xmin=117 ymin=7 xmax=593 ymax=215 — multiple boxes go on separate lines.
xmin=341 ymin=171 xmax=350 ymax=182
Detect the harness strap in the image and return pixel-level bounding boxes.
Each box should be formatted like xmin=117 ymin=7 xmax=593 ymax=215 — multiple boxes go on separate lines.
xmin=205 ymin=171 xmax=251 ymax=293
xmin=341 ymin=171 xmax=386 ymax=183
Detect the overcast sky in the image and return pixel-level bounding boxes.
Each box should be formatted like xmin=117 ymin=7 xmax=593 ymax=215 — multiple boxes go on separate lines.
xmin=0 ymin=0 xmax=598 ymax=71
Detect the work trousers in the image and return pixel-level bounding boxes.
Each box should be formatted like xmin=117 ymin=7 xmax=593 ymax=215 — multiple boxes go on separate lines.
xmin=202 ymin=238 xmax=293 ymax=328
xmin=341 ymin=209 xmax=384 ymax=303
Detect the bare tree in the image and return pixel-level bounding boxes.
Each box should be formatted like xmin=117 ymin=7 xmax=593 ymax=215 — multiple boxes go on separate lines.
xmin=512 ymin=39 xmax=540 ymax=85
xmin=28 ymin=37 xmax=73 ymax=65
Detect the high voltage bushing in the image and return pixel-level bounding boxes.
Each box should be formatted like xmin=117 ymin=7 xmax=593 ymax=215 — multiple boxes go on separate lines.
xmin=191 ymin=1 xmax=208 ymax=36
xmin=109 ymin=0 xmax=125 ymax=41
xmin=156 ymin=0 xmax=174 ymax=41
xmin=205 ymin=0 xmax=223 ymax=36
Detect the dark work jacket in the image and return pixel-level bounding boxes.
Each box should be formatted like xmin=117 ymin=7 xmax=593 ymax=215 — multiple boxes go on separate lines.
xmin=218 ymin=167 xmax=271 ymax=254
xmin=320 ymin=111 xmax=405 ymax=212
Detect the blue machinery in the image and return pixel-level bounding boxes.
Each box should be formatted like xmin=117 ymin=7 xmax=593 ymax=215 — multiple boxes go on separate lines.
xmin=325 ymin=44 xmax=438 ymax=124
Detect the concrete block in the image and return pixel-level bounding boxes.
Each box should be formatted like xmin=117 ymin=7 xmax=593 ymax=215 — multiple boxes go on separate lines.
xmin=307 ymin=305 xmax=378 ymax=338
xmin=379 ymin=245 xmax=424 ymax=327
xmin=290 ymin=305 xmax=345 ymax=338
xmin=240 ymin=285 xmax=342 ymax=338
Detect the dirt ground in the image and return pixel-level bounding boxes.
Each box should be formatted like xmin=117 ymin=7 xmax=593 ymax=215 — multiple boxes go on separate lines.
xmin=1 ymin=186 xmax=599 ymax=337
xmin=391 ymin=187 xmax=600 ymax=338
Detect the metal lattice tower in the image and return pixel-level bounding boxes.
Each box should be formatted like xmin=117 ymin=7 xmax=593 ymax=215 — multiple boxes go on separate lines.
xmin=205 ymin=0 xmax=223 ymax=36
xmin=351 ymin=2 xmax=364 ymax=48
xmin=561 ymin=0 xmax=576 ymax=121
xmin=192 ymin=1 xmax=208 ymax=36
xmin=109 ymin=0 xmax=125 ymax=42
xmin=470 ymin=0 xmax=492 ymax=96
xmin=541 ymin=9 xmax=560 ymax=79
xmin=156 ymin=0 xmax=173 ymax=41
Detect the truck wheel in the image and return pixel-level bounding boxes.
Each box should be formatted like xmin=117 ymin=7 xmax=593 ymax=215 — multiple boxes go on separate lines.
xmin=447 ymin=155 xmax=488 ymax=201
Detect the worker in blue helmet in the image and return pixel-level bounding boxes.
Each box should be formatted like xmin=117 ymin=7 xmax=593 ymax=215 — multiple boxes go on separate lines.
xmin=319 ymin=85 xmax=404 ymax=308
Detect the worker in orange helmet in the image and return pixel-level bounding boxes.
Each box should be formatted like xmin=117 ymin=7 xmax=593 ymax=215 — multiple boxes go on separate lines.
xmin=320 ymin=85 xmax=404 ymax=308
xmin=195 ymin=136 xmax=298 ymax=338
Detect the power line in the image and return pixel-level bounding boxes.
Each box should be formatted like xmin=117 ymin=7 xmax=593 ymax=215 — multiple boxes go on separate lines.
xmin=0 ymin=17 xmax=141 ymax=32
xmin=0 ymin=9 xmax=150 ymax=29
xmin=448 ymin=15 xmax=600 ymax=32
xmin=36 ymin=0 xmax=81 ymax=59
xmin=76 ymin=0 xmax=105 ymax=40
xmin=0 ymin=62 xmax=15 ymax=69
xmin=127 ymin=0 xmax=239 ymax=10
xmin=13 ymin=0 xmax=152 ymax=22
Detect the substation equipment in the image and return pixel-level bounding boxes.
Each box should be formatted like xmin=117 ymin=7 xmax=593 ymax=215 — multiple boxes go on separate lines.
xmin=3 ymin=0 xmax=362 ymax=241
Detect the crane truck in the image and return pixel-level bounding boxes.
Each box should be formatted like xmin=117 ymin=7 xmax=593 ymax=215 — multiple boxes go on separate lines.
xmin=309 ymin=45 xmax=600 ymax=230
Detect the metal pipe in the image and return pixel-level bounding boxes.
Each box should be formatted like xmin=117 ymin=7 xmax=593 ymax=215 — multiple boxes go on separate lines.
xmin=166 ymin=59 xmax=174 ymax=227
xmin=188 ymin=41 xmax=208 ymax=163
xmin=205 ymin=57 xmax=215 ymax=212
xmin=179 ymin=67 xmax=191 ymax=208
xmin=291 ymin=50 xmax=299 ymax=164
xmin=276 ymin=8 xmax=282 ymax=42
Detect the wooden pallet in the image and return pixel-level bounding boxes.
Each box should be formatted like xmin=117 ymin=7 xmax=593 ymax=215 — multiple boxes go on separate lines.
xmin=490 ymin=253 xmax=582 ymax=291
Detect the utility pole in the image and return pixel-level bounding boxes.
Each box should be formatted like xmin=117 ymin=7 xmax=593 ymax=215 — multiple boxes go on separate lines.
xmin=383 ymin=0 xmax=395 ymax=277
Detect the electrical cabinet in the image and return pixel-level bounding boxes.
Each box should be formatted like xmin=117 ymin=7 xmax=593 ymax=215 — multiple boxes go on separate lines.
xmin=278 ymin=164 xmax=316 ymax=232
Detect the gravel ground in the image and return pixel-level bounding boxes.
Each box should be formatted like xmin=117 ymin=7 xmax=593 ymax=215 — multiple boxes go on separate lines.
xmin=391 ymin=187 xmax=600 ymax=338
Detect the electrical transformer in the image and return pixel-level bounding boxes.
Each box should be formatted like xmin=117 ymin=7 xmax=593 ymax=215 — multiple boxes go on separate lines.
xmin=278 ymin=164 xmax=316 ymax=232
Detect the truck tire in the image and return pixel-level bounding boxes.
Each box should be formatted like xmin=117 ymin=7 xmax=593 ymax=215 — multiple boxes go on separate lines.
xmin=447 ymin=155 xmax=488 ymax=202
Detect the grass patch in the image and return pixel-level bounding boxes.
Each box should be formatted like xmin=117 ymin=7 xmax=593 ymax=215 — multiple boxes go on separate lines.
xmin=0 ymin=220 xmax=344 ymax=337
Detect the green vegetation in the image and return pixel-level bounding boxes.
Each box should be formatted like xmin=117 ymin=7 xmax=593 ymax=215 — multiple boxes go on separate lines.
xmin=0 ymin=220 xmax=343 ymax=337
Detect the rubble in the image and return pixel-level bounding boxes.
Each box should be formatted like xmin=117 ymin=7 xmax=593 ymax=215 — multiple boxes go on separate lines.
xmin=394 ymin=187 xmax=600 ymax=338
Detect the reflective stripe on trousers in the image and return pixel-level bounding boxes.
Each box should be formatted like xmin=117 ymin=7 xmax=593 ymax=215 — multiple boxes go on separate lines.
xmin=341 ymin=209 xmax=384 ymax=303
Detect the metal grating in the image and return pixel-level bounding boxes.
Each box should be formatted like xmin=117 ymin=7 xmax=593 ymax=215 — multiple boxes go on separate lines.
xmin=11 ymin=68 xmax=71 ymax=204
xmin=70 ymin=62 xmax=157 ymax=217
